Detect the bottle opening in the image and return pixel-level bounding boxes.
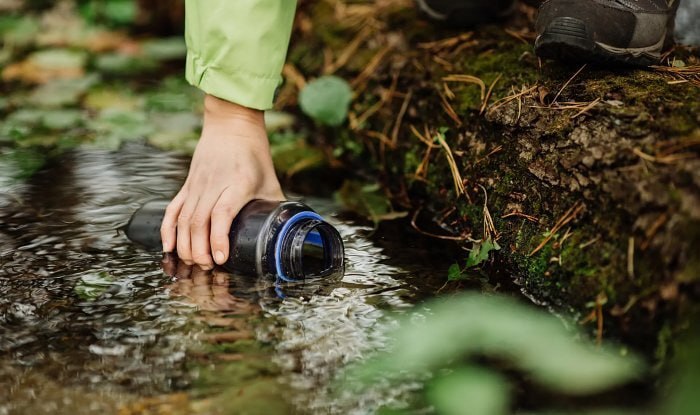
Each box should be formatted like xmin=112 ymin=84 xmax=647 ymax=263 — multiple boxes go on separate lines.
xmin=277 ymin=215 xmax=344 ymax=281
xmin=301 ymin=229 xmax=326 ymax=276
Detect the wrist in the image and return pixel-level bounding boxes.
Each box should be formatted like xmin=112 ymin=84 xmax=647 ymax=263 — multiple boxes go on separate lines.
xmin=203 ymin=94 xmax=264 ymax=124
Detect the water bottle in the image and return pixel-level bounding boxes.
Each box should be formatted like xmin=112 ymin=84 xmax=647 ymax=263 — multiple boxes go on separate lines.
xmin=125 ymin=199 xmax=344 ymax=281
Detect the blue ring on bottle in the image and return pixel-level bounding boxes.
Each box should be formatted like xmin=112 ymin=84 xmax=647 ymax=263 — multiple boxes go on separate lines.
xmin=274 ymin=211 xmax=324 ymax=282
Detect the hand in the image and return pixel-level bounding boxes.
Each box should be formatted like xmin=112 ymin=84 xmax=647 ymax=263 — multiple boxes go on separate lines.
xmin=160 ymin=94 xmax=284 ymax=269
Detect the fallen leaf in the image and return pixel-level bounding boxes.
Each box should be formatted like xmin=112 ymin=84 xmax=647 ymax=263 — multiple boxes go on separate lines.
xmin=84 ymin=88 xmax=143 ymax=111
xmin=2 ymin=49 xmax=87 ymax=83
xmin=26 ymin=74 xmax=99 ymax=107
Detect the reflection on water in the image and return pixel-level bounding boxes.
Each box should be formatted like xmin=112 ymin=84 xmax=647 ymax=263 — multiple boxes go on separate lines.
xmin=0 ymin=143 xmax=450 ymax=414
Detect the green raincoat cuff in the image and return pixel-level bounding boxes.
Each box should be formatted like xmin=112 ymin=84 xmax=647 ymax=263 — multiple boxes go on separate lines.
xmin=186 ymin=53 xmax=281 ymax=111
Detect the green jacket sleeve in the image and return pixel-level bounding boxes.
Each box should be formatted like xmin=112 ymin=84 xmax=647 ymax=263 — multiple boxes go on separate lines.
xmin=185 ymin=0 xmax=297 ymax=110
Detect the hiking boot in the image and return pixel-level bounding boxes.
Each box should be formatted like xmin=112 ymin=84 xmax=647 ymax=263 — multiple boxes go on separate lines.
xmin=416 ymin=0 xmax=518 ymax=27
xmin=535 ymin=0 xmax=681 ymax=66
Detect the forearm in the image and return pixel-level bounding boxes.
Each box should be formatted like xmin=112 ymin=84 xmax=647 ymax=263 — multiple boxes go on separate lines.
xmin=185 ymin=0 xmax=298 ymax=110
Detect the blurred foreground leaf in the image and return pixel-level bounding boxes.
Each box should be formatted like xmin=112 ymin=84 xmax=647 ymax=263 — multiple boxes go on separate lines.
xmin=427 ymin=367 xmax=509 ymax=415
xmin=349 ymin=294 xmax=643 ymax=396
xmin=663 ymin=329 xmax=700 ymax=415
xmin=299 ymin=75 xmax=353 ymax=126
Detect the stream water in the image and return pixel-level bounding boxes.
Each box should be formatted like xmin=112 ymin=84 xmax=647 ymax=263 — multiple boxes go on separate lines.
xmin=0 ymin=143 xmax=456 ymax=414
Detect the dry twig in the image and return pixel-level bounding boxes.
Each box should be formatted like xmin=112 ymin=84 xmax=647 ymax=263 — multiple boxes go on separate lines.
xmin=418 ymin=32 xmax=474 ymax=51
xmin=552 ymin=64 xmax=587 ymax=105
xmin=650 ymin=64 xmax=700 ymax=87
xmin=439 ymin=90 xmax=463 ymax=127
xmin=633 ymin=148 xmax=696 ymax=164
xmin=529 ymin=201 xmax=585 ymax=256
xmin=480 ymin=73 xmax=502 ymax=115
xmin=324 ymin=25 xmax=373 ymax=74
xmin=570 ymin=97 xmax=601 ymax=118
xmin=351 ymin=45 xmax=392 ymax=92
xmin=391 ymin=89 xmax=412 ymax=147
xmin=410 ymin=208 xmax=471 ymax=241
xmin=501 ymin=211 xmax=539 ymax=222
xmin=435 ymin=130 xmax=466 ymax=197
xmin=488 ymin=84 xmax=538 ymax=114
xmin=443 ymin=74 xmax=486 ymax=101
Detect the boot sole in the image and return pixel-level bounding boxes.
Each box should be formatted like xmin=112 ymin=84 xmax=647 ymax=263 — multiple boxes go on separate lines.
xmin=535 ymin=17 xmax=662 ymax=66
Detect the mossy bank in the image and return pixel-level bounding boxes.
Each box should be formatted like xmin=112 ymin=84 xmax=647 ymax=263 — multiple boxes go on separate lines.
xmin=281 ymin=0 xmax=700 ymax=359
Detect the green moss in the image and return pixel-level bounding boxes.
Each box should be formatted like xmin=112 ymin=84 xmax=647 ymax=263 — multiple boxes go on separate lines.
xmin=451 ymin=38 xmax=540 ymax=112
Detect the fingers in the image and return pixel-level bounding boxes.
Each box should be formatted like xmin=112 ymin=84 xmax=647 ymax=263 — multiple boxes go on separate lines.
xmin=189 ymin=191 xmax=222 ymax=270
xmin=169 ymin=185 xmax=244 ymax=269
xmin=161 ymin=190 xmax=187 ymax=252
xmin=176 ymin=194 xmax=199 ymax=265
xmin=210 ymin=186 xmax=248 ymax=265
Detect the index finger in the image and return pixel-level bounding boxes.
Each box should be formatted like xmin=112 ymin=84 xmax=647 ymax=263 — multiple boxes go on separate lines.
xmin=210 ymin=186 xmax=248 ymax=266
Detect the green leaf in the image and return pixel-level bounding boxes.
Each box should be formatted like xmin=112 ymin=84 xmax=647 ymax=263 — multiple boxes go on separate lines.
xmin=299 ymin=75 xmax=353 ymax=126
xmin=41 ymin=109 xmax=84 ymax=130
xmin=1 ymin=108 xmax=84 ymax=138
xmin=84 ymin=88 xmax=143 ymax=111
xmin=103 ymin=0 xmax=137 ymax=25
xmin=88 ymin=108 xmax=153 ymax=150
xmin=447 ymin=263 xmax=465 ymax=281
xmin=30 ymin=49 xmax=88 ymax=72
xmin=427 ymin=367 xmax=510 ymax=415
xmin=95 ymin=53 xmax=158 ymax=75
xmin=0 ymin=147 xmax=47 ymax=183
xmin=664 ymin=330 xmax=700 ymax=415
xmin=147 ymin=112 xmax=201 ymax=154
xmin=336 ymin=180 xmax=407 ymax=225
xmin=74 ymin=272 xmax=115 ymax=301
xmin=141 ymin=37 xmax=187 ymax=61
xmin=0 ymin=15 xmax=40 ymax=47
xmin=269 ymin=134 xmax=326 ymax=176
xmin=465 ymin=238 xmax=501 ymax=268
xmin=349 ymin=294 xmax=643 ymax=396
xmin=144 ymin=76 xmax=203 ymax=112
xmin=80 ymin=0 xmax=137 ymax=26
xmin=27 ymin=75 xmax=100 ymax=108
xmin=265 ymin=111 xmax=296 ymax=133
